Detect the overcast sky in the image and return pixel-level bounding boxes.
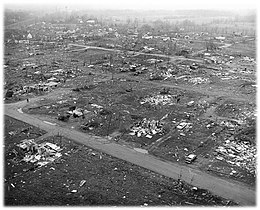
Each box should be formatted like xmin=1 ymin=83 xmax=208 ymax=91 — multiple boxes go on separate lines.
xmin=3 ymin=0 xmax=257 ymax=11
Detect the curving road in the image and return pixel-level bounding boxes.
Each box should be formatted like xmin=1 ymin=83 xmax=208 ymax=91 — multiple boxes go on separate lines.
xmin=67 ymin=43 xmax=204 ymax=64
xmin=4 ymin=96 xmax=256 ymax=206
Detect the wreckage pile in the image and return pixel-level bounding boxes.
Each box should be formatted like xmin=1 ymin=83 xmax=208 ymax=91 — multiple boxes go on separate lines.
xmin=140 ymin=95 xmax=175 ymax=106
xmin=129 ymin=118 xmax=164 ymax=138
xmin=175 ymin=120 xmax=193 ymax=136
xmin=237 ymin=109 xmax=256 ymax=123
xmin=17 ymin=139 xmax=62 ymax=167
xmin=149 ymin=70 xmax=173 ymax=81
xmin=219 ymin=120 xmax=238 ymax=129
xmin=177 ymin=121 xmax=192 ymax=131
xmin=67 ymin=108 xmax=84 ymax=117
xmin=215 ymin=139 xmax=256 ymax=174
xmin=188 ymin=77 xmax=209 ymax=85
xmin=241 ymin=56 xmax=256 ymax=63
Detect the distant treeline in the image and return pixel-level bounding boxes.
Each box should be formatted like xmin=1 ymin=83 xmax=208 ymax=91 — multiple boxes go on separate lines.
xmin=4 ymin=9 xmax=33 ymax=26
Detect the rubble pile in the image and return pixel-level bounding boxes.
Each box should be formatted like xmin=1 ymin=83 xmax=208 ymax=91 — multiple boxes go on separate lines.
xmin=67 ymin=108 xmax=84 ymax=117
xmin=196 ymin=100 xmax=210 ymax=108
xmin=146 ymin=58 xmax=163 ymax=64
xmin=149 ymin=70 xmax=173 ymax=81
xmin=129 ymin=118 xmax=164 ymax=138
xmin=188 ymin=77 xmax=209 ymax=85
xmin=140 ymin=95 xmax=175 ymax=106
xmin=149 ymin=72 xmax=164 ymax=80
xmin=161 ymin=69 xmax=176 ymax=80
xmin=90 ymin=103 xmax=103 ymax=109
xmin=218 ymin=105 xmax=255 ymax=126
xmin=175 ymin=120 xmax=193 ymax=136
xmin=176 ymin=121 xmax=192 ymax=131
xmin=219 ymin=120 xmax=238 ymax=129
xmin=17 ymin=139 xmax=62 ymax=167
xmin=237 ymin=108 xmax=256 ymax=122
xmin=215 ymin=140 xmax=256 ymax=174
xmin=241 ymin=56 xmax=256 ymax=63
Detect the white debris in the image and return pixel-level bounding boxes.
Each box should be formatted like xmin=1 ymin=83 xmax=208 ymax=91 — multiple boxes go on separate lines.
xmin=91 ymin=104 xmax=103 ymax=109
xmin=129 ymin=118 xmax=164 ymax=138
xmin=145 ymin=134 xmax=153 ymax=139
xmin=140 ymin=95 xmax=175 ymax=106
xmin=149 ymin=69 xmax=174 ymax=80
xmin=243 ymin=56 xmax=255 ymax=63
xmin=189 ymin=77 xmax=209 ymax=85
xmin=57 ymin=100 xmax=68 ymax=104
xmin=79 ymin=180 xmax=86 ymax=187
xmin=187 ymin=101 xmax=195 ymax=106
xmin=177 ymin=121 xmax=192 ymax=130
xmin=220 ymin=120 xmax=236 ymax=128
xmin=70 ymin=108 xmax=83 ymax=116
xmin=17 ymin=108 xmax=23 ymax=113
xmin=215 ymin=140 xmax=256 ymax=173
xmin=215 ymin=156 xmax=224 ymax=161
xmin=8 ymin=131 xmax=16 ymax=136
xmin=17 ymin=139 xmax=62 ymax=167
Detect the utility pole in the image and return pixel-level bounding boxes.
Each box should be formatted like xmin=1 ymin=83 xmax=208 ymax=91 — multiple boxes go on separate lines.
xmin=106 ymin=111 xmax=113 ymax=137
xmin=105 ymin=95 xmax=112 ymax=137
xmin=110 ymin=53 xmax=114 ymax=81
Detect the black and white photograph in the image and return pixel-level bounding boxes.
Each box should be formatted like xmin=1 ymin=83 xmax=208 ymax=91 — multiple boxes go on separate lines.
xmin=1 ymin=0 xmax=257 ymax=207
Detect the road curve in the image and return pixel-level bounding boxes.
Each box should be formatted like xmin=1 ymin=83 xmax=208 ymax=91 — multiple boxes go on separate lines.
xmin=4 ymin=101 xmax=256 ymax=206
xmin=67 ymin=43 xmax=202 ymax=63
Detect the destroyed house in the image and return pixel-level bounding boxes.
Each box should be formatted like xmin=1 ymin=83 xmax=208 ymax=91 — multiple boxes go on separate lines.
xmin=22 ymin=82 xmax=58 ymax=93
xmin=23 ymin=84 xmax=48 ymax=93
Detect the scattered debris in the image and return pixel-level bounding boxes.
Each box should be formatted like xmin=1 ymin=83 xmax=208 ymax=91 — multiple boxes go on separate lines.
xmin=91 ymin=104 xmax=103 ymax=109
xmin=17 ymin=139 xmax=62 ymax=167
xmin=215 ymin=139 xmax=256 ymax=174
xmin=79 ymin=180 xmax=86 ymax=187
xmin=81 ymin=121 xmax=100 ymax=131
xmin=129 ymin=118 xmax=164 ymax=138
xmin=177 ymin=121 xmax=192 ymax=131
xmin=149 ymin=69 xmax=174 ymax=81
xmin=8 ymin=131 xmax=17 ymax=136
xmin=187 ymin=101 xmax=195 ymax=107
xmin=185 ymin=154 xmax=197 ymax=164
xmin=189 ymin=77 xmax=209 ymax=85
xmin=140 ymin=95 xmax=176 ymax=106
